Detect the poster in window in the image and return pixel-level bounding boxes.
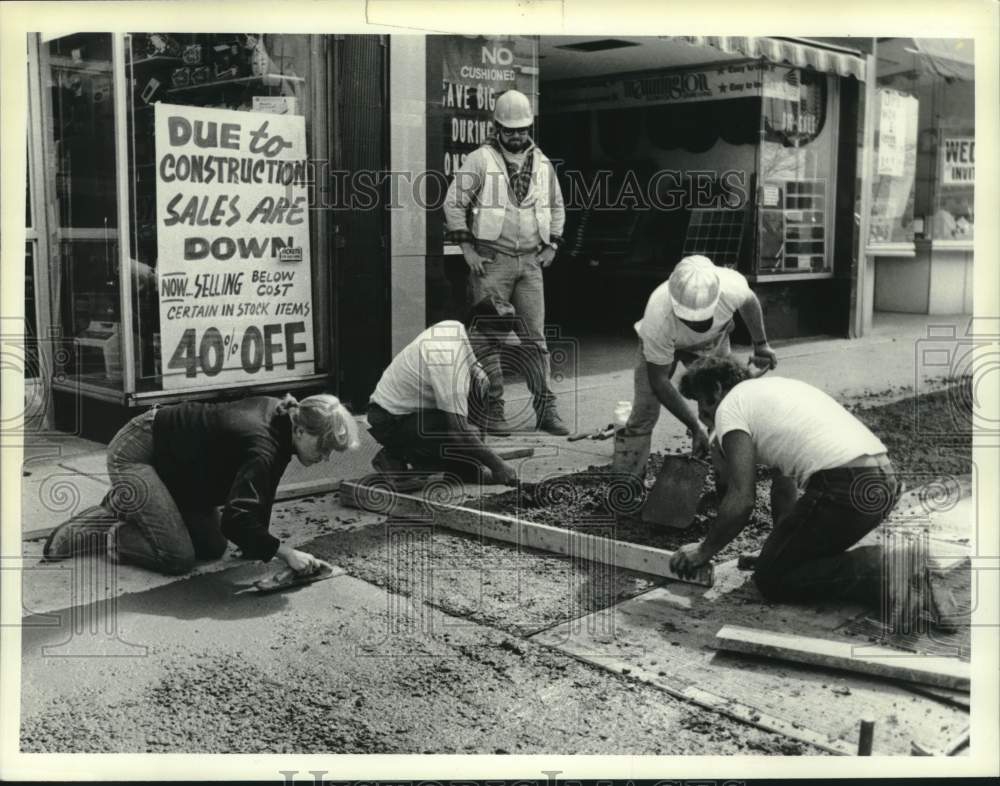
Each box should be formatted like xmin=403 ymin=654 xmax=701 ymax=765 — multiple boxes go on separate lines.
xmin=877 ymin=90 xmax=907 ymax=178
xmin=941 ymin=137 xmax=975 ymax=185
xmin=154 ymin=103 xmax=315 ymax=391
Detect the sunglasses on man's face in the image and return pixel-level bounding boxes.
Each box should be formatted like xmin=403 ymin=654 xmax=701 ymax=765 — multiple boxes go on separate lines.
xmin=499 ymin=126 xmax=531 ymax=136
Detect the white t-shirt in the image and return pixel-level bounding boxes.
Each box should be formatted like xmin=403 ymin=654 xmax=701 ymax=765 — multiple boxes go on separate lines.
xmin=715 ymin=376 xmax=888 ymax=488
xmin=370 ymin=321 xmax=476 ymax=417
xmin=635 ymin=267 xmax=754 ymax=366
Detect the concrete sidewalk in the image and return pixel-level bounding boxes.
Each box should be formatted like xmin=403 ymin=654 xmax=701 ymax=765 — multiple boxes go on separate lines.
xmin=17 ymin=312 xmax=969 ymax=612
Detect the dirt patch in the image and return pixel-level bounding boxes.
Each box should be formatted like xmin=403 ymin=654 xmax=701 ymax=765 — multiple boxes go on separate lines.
xmin=846 ymin=379 xmax=971 ymax=480
xmin=480 ymin=381 xmax=973 ymax=561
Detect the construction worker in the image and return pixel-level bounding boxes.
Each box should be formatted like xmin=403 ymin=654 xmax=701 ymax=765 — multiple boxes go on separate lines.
xmin=612 ymin=255 xmax=777 ymax=477
xmin=669 ymin=356 xmax=904 ymax=608
xmin=366 ymin=296 xmax=521 ymax=488
xmin=43 ymin=394 xmax=360 ymax=576
xmin=443 ymin=88 xmax=569 ymax=437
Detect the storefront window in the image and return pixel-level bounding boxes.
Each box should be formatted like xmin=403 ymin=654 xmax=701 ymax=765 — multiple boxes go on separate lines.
xmin=125 ymin=34 xmax=322 ymax=392
xmin=24 ymin=243 xmax=40 ymax=379
xmin=757 ymin=66 xmax=838 ymax=276
xmin=933 ymin=131 xmax=974 ymax=241
xmin=869 ymin=39 xmax=974 ymax=247
xmin=868 ymin=87 xmax=919 ymax=245
xmin=39 ymin=33 xmax=124 ymax=391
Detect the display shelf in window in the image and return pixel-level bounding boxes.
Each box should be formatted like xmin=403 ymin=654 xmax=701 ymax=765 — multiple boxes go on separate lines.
xmin=681 ymin=207 xmax=749 ymax=269
xmin=128 ymin=55 xmax=182 ymax=67
xmin=757 ymin=179 xmax=831 ymax=277
xmin=166 ymin=73 xmax=304 ymax=95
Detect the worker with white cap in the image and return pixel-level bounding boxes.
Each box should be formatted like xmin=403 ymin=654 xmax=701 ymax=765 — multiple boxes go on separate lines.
xmin=611 ymin=254 xmax=777 ymax=477
xmin=443 ymin=88 xmax=569 ymax=437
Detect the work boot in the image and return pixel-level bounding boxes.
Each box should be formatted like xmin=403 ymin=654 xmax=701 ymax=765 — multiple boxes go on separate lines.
xmin=471 ymin=400 xmax=513 ymax=437
xmin=536 ymin=408 xmax=570 ymax=436
xmin=927 ymin=558 xmax=971 ymax=633
xmin=42 ymin=506 xmax=118 ymax=561
xmin=610 ymin=431 xmax=651 ymax=480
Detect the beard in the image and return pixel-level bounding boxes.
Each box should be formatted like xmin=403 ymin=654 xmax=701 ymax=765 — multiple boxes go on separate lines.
xmin=499 ymin=135 xmax=531 ymax=153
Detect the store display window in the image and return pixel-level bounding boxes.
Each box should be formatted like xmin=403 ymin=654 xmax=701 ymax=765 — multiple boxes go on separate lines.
xmin=38 ymin=33 xmax=124 ymax=391
xmin=756 ymin=66 xmax=839 ymax=277
xmin=543 ymin=61 xmax=840 ymax=281
xmin=126 ymin=33 xmax=321 ymax=392
xmin=933 ymin=133 xmax=974 ymax=241
xmin=868 ymin=38 xmax=974 ymax=248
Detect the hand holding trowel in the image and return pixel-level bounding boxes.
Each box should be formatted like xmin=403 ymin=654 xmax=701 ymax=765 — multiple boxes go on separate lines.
xmin=236 ymin=549 xmax=339 ymax=595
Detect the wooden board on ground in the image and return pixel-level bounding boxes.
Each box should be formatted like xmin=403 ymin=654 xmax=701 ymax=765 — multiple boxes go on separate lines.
xmin=340 ymin=479 xmax=714 ymax=586
xmin=715 ymin=624 xmax=970 ymax=691
xmin=529 ymin=561 xmax=969 ymax=755
xmin=274 ymin=448 xmax=535 ymax=502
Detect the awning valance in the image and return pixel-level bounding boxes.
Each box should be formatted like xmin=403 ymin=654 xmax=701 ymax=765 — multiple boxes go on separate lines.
xmin=669 ymin=36 xmax=868 ymax=82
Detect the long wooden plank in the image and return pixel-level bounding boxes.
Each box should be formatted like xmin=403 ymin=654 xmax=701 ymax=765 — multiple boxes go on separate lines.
xmin=340 ymin=480 xmax=714 ymax=586
xmin=274 ymin=448 xmax=535 ymax=502
xmin=716 ymin=624 xmax=969 ymax=691
xmin=531 ymin=635 xmax=854 ymax=755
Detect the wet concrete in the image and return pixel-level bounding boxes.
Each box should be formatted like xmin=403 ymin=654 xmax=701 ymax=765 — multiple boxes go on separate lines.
xmin=20 ymin=564 xmax=807 ymax=754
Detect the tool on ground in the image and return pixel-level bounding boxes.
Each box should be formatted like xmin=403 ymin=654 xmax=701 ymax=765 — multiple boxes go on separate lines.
xmin=496 ymin=447 xmax=535 ymax=460
xmin=240 ymin=560 xmax=337 ymax=594
xmin=567 ymin=423 xmax=616 ymax=441
xmin=640 ymin=454 xmax=711 ymax=529
xmin=858 ymin=718 xmax=876 ymax=755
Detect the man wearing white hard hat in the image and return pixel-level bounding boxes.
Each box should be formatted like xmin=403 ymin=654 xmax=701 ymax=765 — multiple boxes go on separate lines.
xmin=443 ymin=89 xmax=569 ymax=437
xmin=611 ymin=255 xmax=777 ymax=477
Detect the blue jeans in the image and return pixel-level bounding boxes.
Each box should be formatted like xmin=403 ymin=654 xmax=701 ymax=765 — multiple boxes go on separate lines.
xmin=467 ymin=246 xmax=555 ymax=414
xmin=105 ymin=409 xmax=227 ymax=575
xmin=753 ymin=464 xmax=903 ymax=605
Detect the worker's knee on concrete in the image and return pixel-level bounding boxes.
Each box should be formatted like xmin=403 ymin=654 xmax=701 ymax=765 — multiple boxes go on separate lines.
xmin=752 ymin=566 xmax=793 ymax=602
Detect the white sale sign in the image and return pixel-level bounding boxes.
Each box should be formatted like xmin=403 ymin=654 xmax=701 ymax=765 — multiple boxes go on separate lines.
xmin=154 ymin=103 xmax=314 ymax=391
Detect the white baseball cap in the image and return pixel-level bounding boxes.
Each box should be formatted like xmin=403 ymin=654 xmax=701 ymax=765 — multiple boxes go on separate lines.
xmin=668 ymin=255 xmax=721 ymax=321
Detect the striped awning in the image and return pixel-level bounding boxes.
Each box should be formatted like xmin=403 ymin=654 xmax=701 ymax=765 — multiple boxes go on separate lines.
xmin=670 ymin=36 xmax=868 ymax=81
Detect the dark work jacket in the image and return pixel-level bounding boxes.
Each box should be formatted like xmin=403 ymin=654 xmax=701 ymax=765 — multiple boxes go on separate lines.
xmin=152 ymin=396 xmax=293 ymax=561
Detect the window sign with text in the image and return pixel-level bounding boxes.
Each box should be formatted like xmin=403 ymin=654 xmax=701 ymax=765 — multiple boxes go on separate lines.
xmin=154 ymin=103 xmax=314 ymax=391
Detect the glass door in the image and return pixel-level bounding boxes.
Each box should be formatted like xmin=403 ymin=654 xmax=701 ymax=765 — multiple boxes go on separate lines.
xmin=37 ymin=33 xmax=126 ymax=394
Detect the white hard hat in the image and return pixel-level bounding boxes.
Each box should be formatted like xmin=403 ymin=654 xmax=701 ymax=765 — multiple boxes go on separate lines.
xmin=668 ymin=255 xmax=721 ymax=321
xmin=494 ymin=90 xmax=533 ymax=128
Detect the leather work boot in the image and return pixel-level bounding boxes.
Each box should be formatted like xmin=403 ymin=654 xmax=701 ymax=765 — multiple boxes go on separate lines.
xmin=537 ymin=408 xmax=570 ymax=436
xmin=610 ymin=431 xmax=651 ymax=480
xmin=42 ymin=505 xmax=118 ymax=561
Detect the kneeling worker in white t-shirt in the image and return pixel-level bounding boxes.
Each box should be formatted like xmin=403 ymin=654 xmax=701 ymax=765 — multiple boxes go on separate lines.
xmin=613 ymin=255 xmax=777 ymax=478
xmin=670 ymin=356 xmax=906 ymax=609
xmin=366 ymin=296 xmax=521 ymax=489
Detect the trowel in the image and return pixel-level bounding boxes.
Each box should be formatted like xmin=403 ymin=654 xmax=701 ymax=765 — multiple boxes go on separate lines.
xmin=237 ymin=560 xmax=339 ymax=594
xmin=640 ymin=454 xmax=710 ymax=529
xmin=641 ymin=355 xmax=771 ymax=530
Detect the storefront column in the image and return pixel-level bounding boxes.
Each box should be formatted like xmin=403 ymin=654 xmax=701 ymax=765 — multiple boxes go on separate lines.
xmin=389 ymin=36 xmax=427 ymax=354
xmin=26 ymin=34 xmax=55 ymax=431
xmin=853 ymin=52 xmax=878 ymax=338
